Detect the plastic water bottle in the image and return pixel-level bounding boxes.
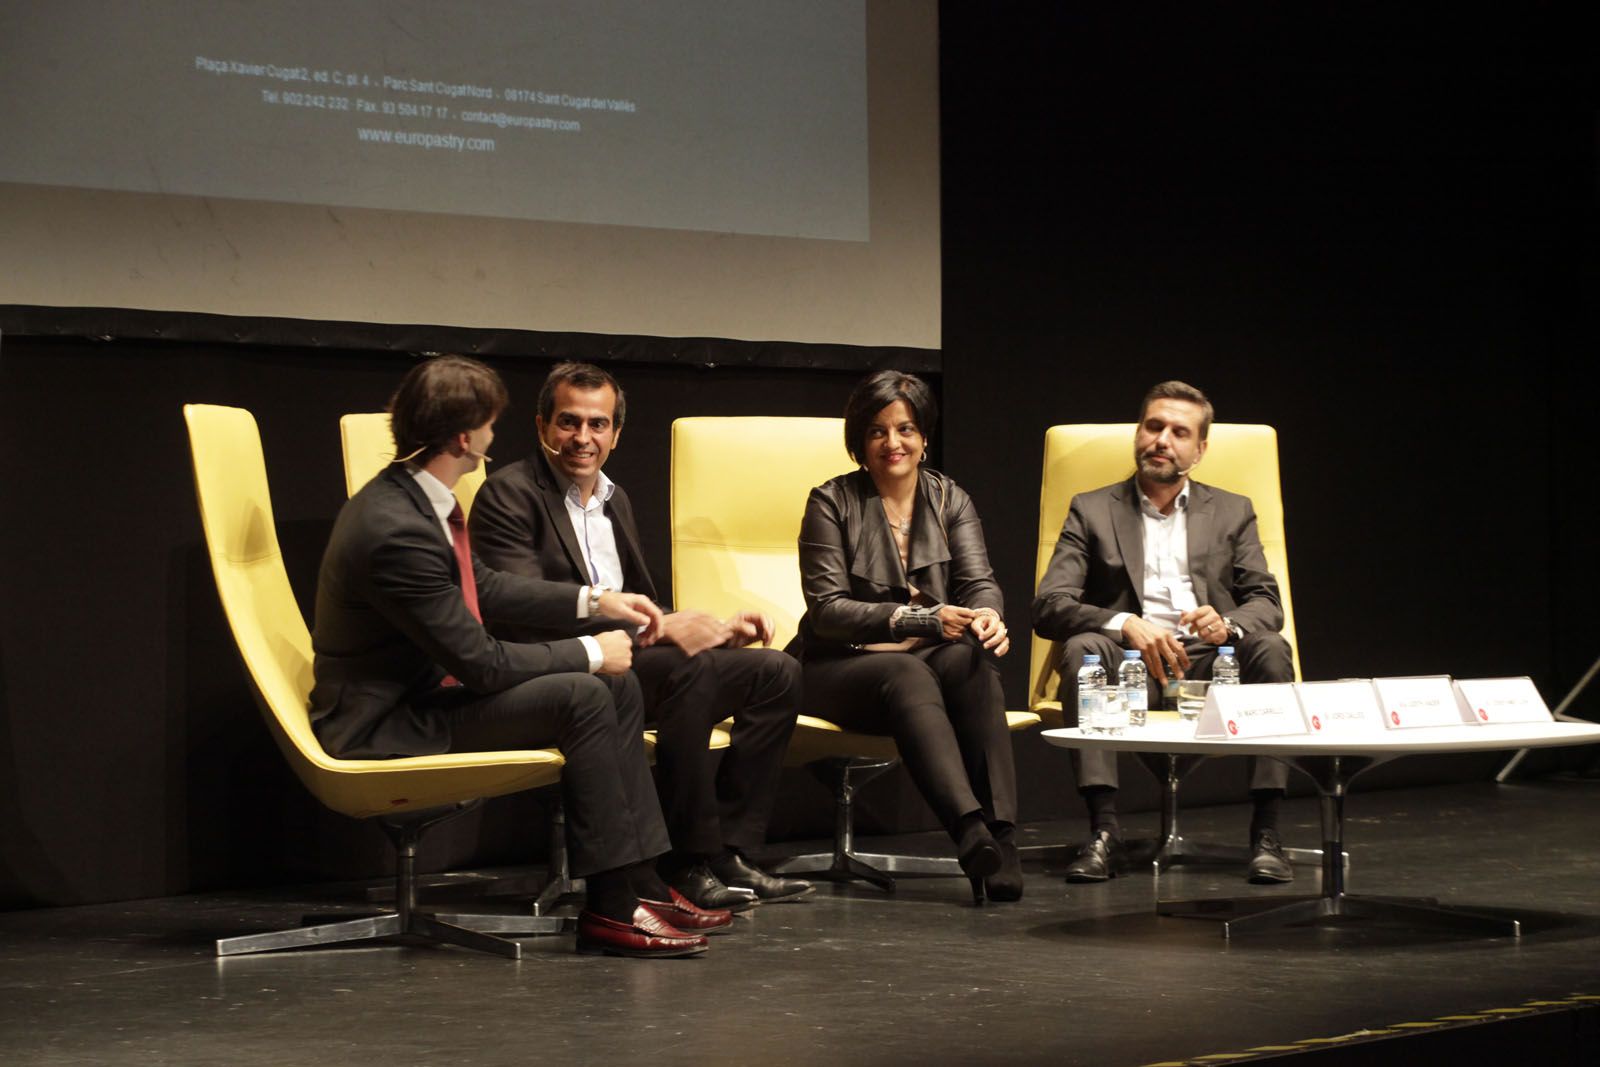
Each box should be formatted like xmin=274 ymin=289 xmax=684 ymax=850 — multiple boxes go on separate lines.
xmin=1214 ymin=645 xmax=1240 ymax=686
xmin=1077 ymin=654 xmax=1107 ymax=734
xmin=1119 ymin=650 xmax=1148 ymax=728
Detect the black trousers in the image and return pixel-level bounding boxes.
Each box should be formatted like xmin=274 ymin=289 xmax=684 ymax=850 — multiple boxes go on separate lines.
xmin=439 ymin=671 xmax=671 ymax=878
xmin=1058 ymin=630 xmax=1293 ymax=792
xmin=631 ymin=644 xmax=801 ymax=857
xmin=800 ymin=639 xmax=1017 ymax=831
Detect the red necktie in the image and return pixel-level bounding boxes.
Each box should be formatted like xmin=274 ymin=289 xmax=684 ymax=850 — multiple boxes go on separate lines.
xmin=440 ymin=501 xmax=480 ymax=689
xmin=448 ymin=502 xmax=481 ymax=622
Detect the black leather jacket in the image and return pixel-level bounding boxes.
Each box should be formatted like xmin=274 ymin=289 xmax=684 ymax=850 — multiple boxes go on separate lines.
xmin=794 ymin=467 xmax=1004 ymax=657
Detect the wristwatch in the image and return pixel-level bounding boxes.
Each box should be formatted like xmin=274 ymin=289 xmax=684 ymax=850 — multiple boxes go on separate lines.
xmin=1222 ymin=616 xmax=1243 ymax=642
xmin=587 ymin=585 xmax=609 ymax=617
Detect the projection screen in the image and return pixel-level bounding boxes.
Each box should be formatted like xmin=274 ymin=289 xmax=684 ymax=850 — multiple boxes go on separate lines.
xmin=0 ymin=0 xmax=938 ymax=349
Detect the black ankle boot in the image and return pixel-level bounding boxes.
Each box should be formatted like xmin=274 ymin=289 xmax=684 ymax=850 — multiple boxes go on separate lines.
xmin=984 ymin=824 xmax=1023 ymax=902
xmin=953 ymin=813 xmax=1001 ymax=904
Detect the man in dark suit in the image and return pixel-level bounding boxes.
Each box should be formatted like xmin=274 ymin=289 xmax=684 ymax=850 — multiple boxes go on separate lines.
xmin=470 ymin=362 xmax=812 ymax=909
xmin=1031 ymin=381 xmax=1295 ymax=885
xmin=310 ymin=354 xmax=731 ymax=957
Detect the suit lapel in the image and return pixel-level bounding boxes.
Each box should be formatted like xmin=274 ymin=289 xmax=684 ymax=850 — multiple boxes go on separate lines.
xmin=531 ymin=453 xmax=593 ymax=583
xmin=1185 ymin=480 xmax=1214 ymax=606
xmin=606 ymin=493 xmax=657 ymax=601
xmin=1110 ymin=478 xmax=1144 ymax=605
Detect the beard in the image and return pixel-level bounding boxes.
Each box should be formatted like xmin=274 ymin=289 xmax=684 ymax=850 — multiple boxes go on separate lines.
xmin=1137 ymin=450 xmax=1184 ymax=484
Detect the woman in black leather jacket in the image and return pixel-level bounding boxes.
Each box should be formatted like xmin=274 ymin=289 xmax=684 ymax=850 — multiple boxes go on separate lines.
xmin=794 ymin=371 xmax=1021 ymax=903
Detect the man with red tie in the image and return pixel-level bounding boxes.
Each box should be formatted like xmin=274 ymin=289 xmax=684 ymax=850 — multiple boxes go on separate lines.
xmin=307 ymin=354 xmax=726 ymax=957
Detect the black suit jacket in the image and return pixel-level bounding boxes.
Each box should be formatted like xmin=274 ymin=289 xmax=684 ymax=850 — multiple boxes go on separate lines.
xmin=1031 ymin=476 xmax=1283 ymax=641
xmin=308 ymin=466 xmax=592 ymax=758
xmin=468 ymin=452 xmax=655 ymax=642
xmin=795 ymin=467 xmax=1004 ymax=657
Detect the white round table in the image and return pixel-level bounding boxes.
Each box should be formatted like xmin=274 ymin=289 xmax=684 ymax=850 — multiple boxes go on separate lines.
xmin=1043 ymin=719 xmax=1600 ymax=938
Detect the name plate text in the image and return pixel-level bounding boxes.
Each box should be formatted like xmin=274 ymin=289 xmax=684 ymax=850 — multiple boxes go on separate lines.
xmin=1195 ymin=683 xmax=1307 ymax=739
xmin=1454 ymin=677 xmax=1550 ymax=725
xmin=1372 ymin=676 xmax=1463 ymax=729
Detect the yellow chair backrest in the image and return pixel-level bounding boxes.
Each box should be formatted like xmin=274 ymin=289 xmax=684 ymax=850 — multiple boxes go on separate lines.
xmin=339 ymin=412 xmax=487 ymax=513
xmin=1029 ymin=423 xmax=1300 ymax=711
xmin=670 ymin=417 xmax=855 ymax=644
xmin=185 ymin=404 xmax=563 ymax=819
xmin=184 ymin=404 xmax=341 ymax=795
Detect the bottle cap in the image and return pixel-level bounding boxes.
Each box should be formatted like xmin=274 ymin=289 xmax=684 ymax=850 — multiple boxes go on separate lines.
xmin=1082 ymin=655 xmax=1100 ymax=665
xmin=1123 ymin=649 xmax=1141 ymax=659
xmin=1219 ymin=646 xmax=1235 ymax=656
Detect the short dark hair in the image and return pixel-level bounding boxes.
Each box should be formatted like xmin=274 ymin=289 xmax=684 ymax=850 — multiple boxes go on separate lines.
xmin=388 ymin=355 xmax=508 ymax=463
xmin=1139 ymin=380 xmax=1214 ymax=439
xmin=843 ymin=371 xmax=938 ymax=464
xmin=537 ymin=361 xmax=626 ymax=431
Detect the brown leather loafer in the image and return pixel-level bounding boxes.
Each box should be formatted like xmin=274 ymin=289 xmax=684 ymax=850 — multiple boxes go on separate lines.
xmin=575 ymin=907 xmax=709 ymax=958
xmin=638 ymin=888 xmax=736 ymax=934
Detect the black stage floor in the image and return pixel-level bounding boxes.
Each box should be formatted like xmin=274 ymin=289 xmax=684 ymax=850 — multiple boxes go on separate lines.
xmin=4 ymin=778 xmax=1599 ymax=1066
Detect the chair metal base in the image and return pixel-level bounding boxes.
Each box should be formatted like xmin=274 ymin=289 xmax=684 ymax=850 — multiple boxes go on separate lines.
xmin=765 ymin=756 xmax=963 ymax=892
xmin=216 ymin=909 xmax=568 ymax=959
xmin=363 ymin=796 xmax=584 ymax=916
xmin=216 ymin=804 xmax=568 ymax=959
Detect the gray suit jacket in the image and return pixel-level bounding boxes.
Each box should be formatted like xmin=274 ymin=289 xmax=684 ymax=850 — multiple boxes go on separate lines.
xmin=1031 ymin=476 xmax=1283 ymax=642
xmin=308 ymin=466 xmax=592 ymax=758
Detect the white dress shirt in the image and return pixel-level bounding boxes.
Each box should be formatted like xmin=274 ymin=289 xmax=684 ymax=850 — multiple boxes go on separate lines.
xmin=544 ymin=456 xmax=626 ymax=592
xmin=1105 ymin=480 xmax=1200 ymax=639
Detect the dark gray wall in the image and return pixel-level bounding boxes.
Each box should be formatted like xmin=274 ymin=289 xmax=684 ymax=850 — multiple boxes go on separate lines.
xmin=937 ymin=5 xmax=1597 ymax=817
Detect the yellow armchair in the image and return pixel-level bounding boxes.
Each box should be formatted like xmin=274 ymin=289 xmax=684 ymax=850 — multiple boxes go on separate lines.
xmin=187 ymin=404 xmax=565 ymax=957
xmin=1030 ymin=423 xmax=1323 ymax=873
xmin=339 ymin=411 xmax=487 ymax=513
xmin=671 ymin=416 xmax=1038 ymax=890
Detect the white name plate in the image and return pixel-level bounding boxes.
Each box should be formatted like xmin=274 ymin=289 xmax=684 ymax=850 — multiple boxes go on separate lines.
xmin=1453 ymin=677 xmax=1550 ymax=725
xmin=1195 ymin=683 xmax=1306 ymax=739
xmin=1372 ymin=675 xmax=1464 ymax=729
xmin=1295 ymin=680 xmax=1385 ymax=737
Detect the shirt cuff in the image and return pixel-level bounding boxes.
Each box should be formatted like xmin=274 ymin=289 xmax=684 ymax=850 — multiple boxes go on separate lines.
xmin=1104 ymin=612 xmax=1132 ymax=637
xmin=577 ymin=635 xmax=603 ymax=673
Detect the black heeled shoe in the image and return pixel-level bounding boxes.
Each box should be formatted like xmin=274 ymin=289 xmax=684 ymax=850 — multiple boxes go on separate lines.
xmin=984 ymin=825 xmax=1024 ymax=902
xmin=956 ymin=819 xmax=1002 ymax=905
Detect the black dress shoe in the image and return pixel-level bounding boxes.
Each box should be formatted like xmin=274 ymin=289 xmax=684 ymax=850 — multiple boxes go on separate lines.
xmin=576 ymin=907 xmax=708 ymax=958
xmin=1247 ymin=829 xmax=1294 ymax=884
xmin=671 ymin=862 xmax=761 ymax=912
xmin=1065 ymin=829 xmax=1128 ymax=883
xmin=710 ymin=851 xmax=815 ymax=903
